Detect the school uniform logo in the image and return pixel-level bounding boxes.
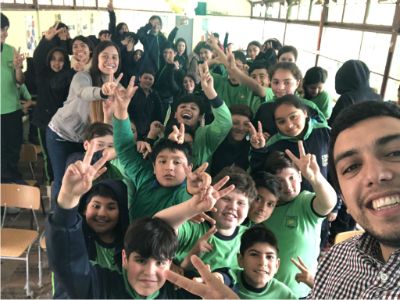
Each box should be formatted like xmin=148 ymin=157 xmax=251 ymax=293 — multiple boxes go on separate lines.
xmin=285 ymin=216 xmax=298 ymax=228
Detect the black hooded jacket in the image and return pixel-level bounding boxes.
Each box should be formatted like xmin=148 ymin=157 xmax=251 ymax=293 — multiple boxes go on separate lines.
xmin=32 ymin=38 xmax=75 ymax=128
xmin=329 ymin=60 xmax=381 ymax=125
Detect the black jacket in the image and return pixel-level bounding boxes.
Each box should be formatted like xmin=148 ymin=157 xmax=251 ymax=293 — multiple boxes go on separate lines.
xmin=329 ymin=60 xmax=382 ymax=126
xmin=32 ymin=38 xmax=75 ymax=128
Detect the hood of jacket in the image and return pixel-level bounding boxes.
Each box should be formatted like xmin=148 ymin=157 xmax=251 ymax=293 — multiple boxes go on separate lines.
xmin=335 ymin=60 xmax=370 ymax=94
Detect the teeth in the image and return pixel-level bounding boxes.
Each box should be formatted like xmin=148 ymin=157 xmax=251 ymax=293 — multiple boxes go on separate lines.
xmin=372 ymin=195 xmax=400 ymax=210
xmin=182 ymin=113 xmax=192 ymax=119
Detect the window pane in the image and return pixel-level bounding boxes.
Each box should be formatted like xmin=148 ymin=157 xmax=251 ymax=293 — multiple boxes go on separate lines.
xmin=1 ymin=0 xmax=15 ymax=3
xmin=327 ymin=0 xmax=344 ymax=22
xmin=310 ymin=2 xmax=323 ymax=21
xmin=367 ymin=0 xmax=395 ymax=26
xmin=390 ymin=39 xmax=400 ymax=80
xmin=343 ymin=0 xmax=366 ymax=24
xmin=298 ymin=0 xmax=310 ymax=20
xmin=52 ymin=0 xmax=63 ymax=5
xmin=359 ymin=32 xmax=391 ymax=74
xmin=320 ymin=27 xmax=362 ymax=62
xmin=64 ymin=0 xmax=73 ymax=5
xmin=288 ymin=4 xmax=300 ymax=20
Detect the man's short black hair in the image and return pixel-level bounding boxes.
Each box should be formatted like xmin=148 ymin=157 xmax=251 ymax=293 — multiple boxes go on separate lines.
xmin=240 ymin=225 xmax=279 ymax=254
xmin=264 ymin=151 xmax=298 ymax=174
xmin=83 ymin=122 xmax=113 ymax=141
xmin=252 ymin=171 xmax=282 ymax=199
xmin=213 ymin=166 xmax=257 ymax=203
xmin=328 ymin=100 xmax=400 ymax=193
xmin=173 ymin=94 xmax=207 ymax=115
xmin=98 ymin=29 xmax=111 ymax=37
xmin=124 ymin=217 xmax=178 ymax=260
xmin=230 ymin=104 xmax=253 ymax=120
xmin=150 ymin=138 xmax=192 ymax=165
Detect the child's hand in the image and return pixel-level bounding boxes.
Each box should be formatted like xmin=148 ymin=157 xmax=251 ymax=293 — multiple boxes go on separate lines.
xmin=168 ymin=123 xmax=185 ymax=144
xmin=206 ymin=32 xmax=219 ymax=50
xmin=107 ymin=0 xmax=113 ymax=11
xmin=199 ymin=63 xmax=217 ymax=100
xmin=189 ymin=212 xmax=216 ymax=225
xmin=181 ymin=225 xmax=217 ymax=270
xmin=44 ymin=22 xmax=63 ymax=41
xmin=285 ymin=141 xmax=321 ymax=185
xmin=102 ymin=147 xmax=116 ymax=161
xmin=20 ymin=99 xmax=34 ymax=114
xmin=165 ymin=255 xmax=239 ymax=300
xmin=136 ymin=141 xmax=152 ymax=159
xmin=185 ymin=162 xmax=211 ymax=195
xmin=13 ymin=47 xmax=25 ymax=69
xmin=248 ymin=121 xmax=268 ymax=149
xmin=58 ymin=141 xmax=108 ymax=209
xmin=291 ymin=256 xmax=314 ymax=288
xmin=148 ymin=121 xmax=164 ymax=139
xmin=113 ymin=76 xmax=138 ymax=119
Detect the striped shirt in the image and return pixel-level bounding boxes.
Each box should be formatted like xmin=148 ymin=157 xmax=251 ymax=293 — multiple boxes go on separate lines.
xmin=309 ymin=233 xmax=400 ymax=299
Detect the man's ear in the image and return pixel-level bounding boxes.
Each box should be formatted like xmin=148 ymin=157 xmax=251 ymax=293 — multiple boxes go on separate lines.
xmin=237 ymin=253 xmax=244 ymax=268
xmin=276 ymin=257 xmax=280 ymax=271
xmin=122 ymin=249 xmax=128 ymax=269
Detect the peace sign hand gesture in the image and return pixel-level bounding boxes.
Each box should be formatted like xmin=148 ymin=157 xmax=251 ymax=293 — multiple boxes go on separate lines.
xmin=113 ymin=76 xmax=138 ymax=119
xmin=168 ymin=123 xmax=185 ymax=144
xmin=58 ymin=142 xmax=108 ymax=209
xmin=248 ymin=121 xmax=267 ymax=149
xmin=44 ymin=22 xmax=63 ymax=41
xmin=285 ymin=140 xmax=320 ymax=185
xmin=102 ymin=72 xmax=123 ymax=96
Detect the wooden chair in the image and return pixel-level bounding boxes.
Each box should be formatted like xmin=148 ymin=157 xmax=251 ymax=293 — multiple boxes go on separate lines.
xmin=334 ymin=229 xmax=365 ymax=244
xmin=1 ymin=183 xmax=42 ymax=297
xmin=19 ymin=143 xmax=40 ymax=185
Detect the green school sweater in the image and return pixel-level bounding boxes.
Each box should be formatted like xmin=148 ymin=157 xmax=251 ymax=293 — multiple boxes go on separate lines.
xmin=192 ymin=99 xmax=232 ymax=167
xmin=113 ymin=117 xmax=191 ymax=221
xmin=232 ymin=271 xmax=297 ymax=300
xmin=1 ymin=43 xmax=21 ymax=114
xmin=176 ymin=222 xmax=247 ymax=272
xmin=308 ymin=90 xmax=333 ymax=119
xmin=263 ymin=191 xmax=323 ymax=298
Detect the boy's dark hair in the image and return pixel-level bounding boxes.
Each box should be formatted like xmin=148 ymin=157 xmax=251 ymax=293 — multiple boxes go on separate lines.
xmin=240 ymin=225 xmax=279 ymax=254
xmin=140 ymin=68 xmax=156 ymax=77
xmin=56 ymin=22 xmax=68 ymax=30
xmin=328 ymin=100 xmax=400 ymax=193
xmin=72 ymin=35 xmax=94 ymax=53
xmin=278 ymin=45 xmax=298 ymax=61
xmin=90 ymin=41 xmax=120 ymax=88
xmin=247 ymin=40 xmax=262 ymax=50
xmin=248 ymin=59 xmax=269 ymax=75
xmin=83 ymin=122 xmax=113 ymax=141
xmin=194 ymin=41 xmax=212 ymax=55
xmin=124 ymin=217 xmax=177 ymax=260
xmin=273 ymin=94 xmax=308 ymax=119
xmin=173 ymin=94 xmax=207 ymax=115
xmin=252 ymin=171 xmax=282 ymax=199
xmin=303 ymin=66 xmax=328 ymax=86
xmin=230 ymin=104 xmax=253 ymax=120
xmin=98 ymin=29 xmax=111 ymax=37
xmin=149 ymin=138 xmax=192 ymax=165
xmin=233 ymin=50 xmax=247 ymax=64
xmin=213 ymin=166 xmax=257 ymax=203
xmin=269 ymin=62 xmax=302 ymax=82
xmin=83 ymin=183 xmax=118 ymax=206
xmin=163 ymin=41 xmax=176 ymax=52
xmin=264 ymin=151 xmax=298 ymax=174
xmin=1 ymin=13 xmax=10 ymax=29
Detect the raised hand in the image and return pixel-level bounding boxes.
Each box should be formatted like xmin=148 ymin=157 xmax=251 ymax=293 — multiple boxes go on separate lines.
xmin=291 ymin=256 xmax=314 ymax=288
xmin=136 ymin=141 xmax=152 ymax=159
xmin=206 ymin=32 xmax=219 ymax=50
xmin=248 ymin=121 xmax=267 ymax=149
xmin=107 ymin=0 xmax=114 ymax=11
xmin=285 ymin=141 xmax=320 ymax=184
xmin=148 ymin=121 xmax=164 ymax=139
xmin=44 ymin=22 xmax=62 ymax=41
xmin=181 ymin=226 xmax=217 ymax=270
xmin=199 ymin=62 xmax=217 ymax=99
xmin=113 ymin=76 xmax=138 ymax=119
xmin=189 ymin=211 xmax=216 ymax=224
xmin=165 ymin=255 xmax=239 ymax=299
xmin=168 ymin=123 xmax=185 ymax=144
xmin=102 ymin=72 xmax=123 ymax=96
xmin=13 ymin=47 xmax=26 ymax=69
xmin=58 ymin=141 xmax=108 ymax=209
xmin=185 ymin=162 xmax=211 ymax=196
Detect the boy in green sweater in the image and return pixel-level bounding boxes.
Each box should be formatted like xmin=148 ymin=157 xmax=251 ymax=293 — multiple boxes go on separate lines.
xmin=155 ymin=166 xmax=257 ymax=273
xmin=223 ymin=225 xmax=296 ymax=299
